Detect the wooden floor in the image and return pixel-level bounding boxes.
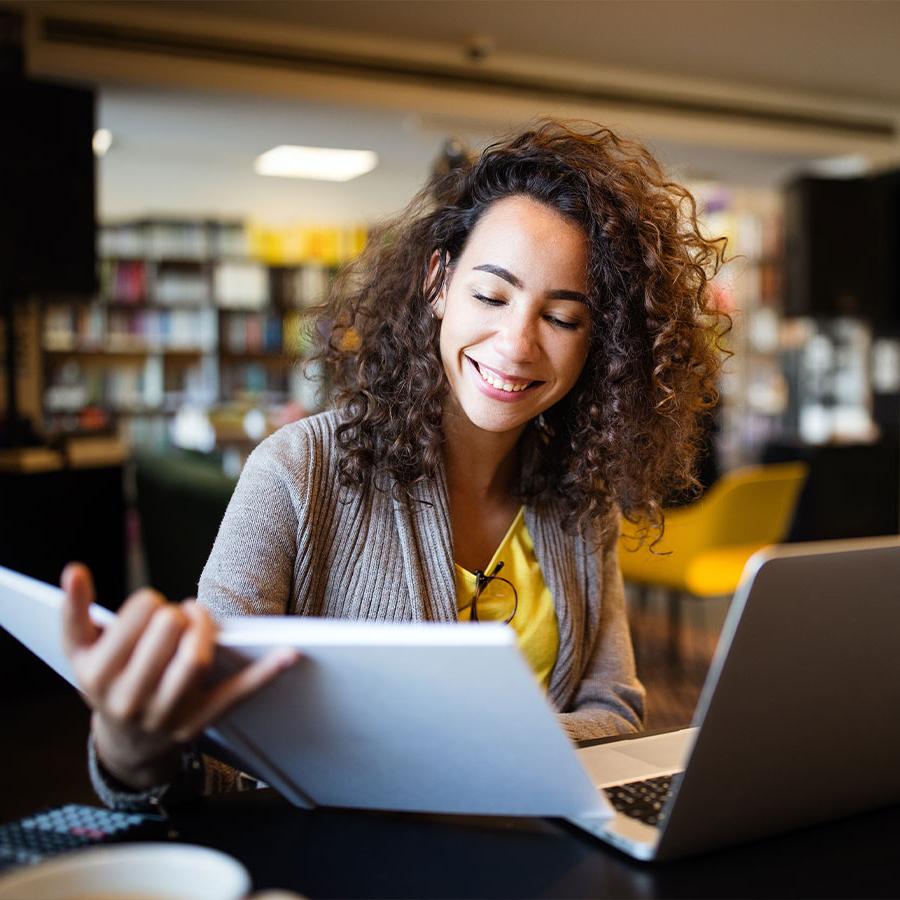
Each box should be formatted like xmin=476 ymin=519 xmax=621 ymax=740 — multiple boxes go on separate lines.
xmin=0 ymin=590 xmax=728 ymax=824
xmin=626 ymin=588 xmax=730 ymax=731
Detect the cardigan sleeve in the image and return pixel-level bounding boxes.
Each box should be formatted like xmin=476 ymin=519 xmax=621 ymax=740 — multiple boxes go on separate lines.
xmin=557 ymin=514 xmax=646 ymax=742
xmin=197 ymin=430 xmax=308 ymax=620
xmin=89 ymin=427 xmax=309 ymax=810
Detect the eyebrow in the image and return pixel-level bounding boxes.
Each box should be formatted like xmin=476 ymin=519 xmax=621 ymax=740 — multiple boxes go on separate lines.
xmin=472 ymin=263 xmax=589 ymax=304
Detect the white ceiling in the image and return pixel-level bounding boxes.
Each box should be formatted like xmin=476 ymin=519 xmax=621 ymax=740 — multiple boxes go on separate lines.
xmin=135 ymin=0 xmax=900 ymax=104
xmin=89 ymin=0 xmax=900 ymax=222
xmin=98 ymin=88 xmax=447 ymax=221
xmin=97 ymin=85 xmax=820 ymax=222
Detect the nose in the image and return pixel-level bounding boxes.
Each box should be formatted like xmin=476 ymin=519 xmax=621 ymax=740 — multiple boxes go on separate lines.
xmin=494 ymin=310 xmax=540 ymax=364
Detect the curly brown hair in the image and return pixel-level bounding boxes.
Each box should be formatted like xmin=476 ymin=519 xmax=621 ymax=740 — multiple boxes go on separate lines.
xmin=312 ymin=119 xmax=729 ymax=542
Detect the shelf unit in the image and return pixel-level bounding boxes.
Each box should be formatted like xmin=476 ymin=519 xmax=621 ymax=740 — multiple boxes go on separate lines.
xmin=690 ymin=183 xmax=788 ymax=469
xmin=37 ymin=202 xmax=787 ymax=468
xmin=40 ymin=219 xmax=365 ymax=452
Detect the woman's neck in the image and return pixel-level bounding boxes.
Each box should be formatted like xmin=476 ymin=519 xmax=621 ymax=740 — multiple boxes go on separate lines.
xmin=441 ymin=406 xmax=525 ymax=503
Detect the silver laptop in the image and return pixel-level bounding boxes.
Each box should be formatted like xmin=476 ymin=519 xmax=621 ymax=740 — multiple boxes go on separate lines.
xmin=571 ymin=536 xmax=900 ymax=860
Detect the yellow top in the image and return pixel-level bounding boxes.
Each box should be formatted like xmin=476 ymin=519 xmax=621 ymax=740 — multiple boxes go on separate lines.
xmin=455 ymin=506 xmax=560 ymax=690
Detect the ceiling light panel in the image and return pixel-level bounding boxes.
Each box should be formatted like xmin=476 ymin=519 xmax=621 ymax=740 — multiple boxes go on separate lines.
xmin=254 ymin=145 xmax=378 ymax=182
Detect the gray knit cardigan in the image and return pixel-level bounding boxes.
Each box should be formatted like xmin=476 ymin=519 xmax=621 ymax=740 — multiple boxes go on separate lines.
xmin=91 ymin=409 xmax=645 ymax=809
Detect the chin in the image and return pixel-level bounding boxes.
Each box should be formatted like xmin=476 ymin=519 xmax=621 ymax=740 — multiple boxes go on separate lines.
xmin=458 ymin=402 xmax=532 ymax=435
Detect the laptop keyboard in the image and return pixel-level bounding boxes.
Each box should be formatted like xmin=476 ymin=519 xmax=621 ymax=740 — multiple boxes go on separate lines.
xmin=603 ymin=775 xmax=675 ymax=827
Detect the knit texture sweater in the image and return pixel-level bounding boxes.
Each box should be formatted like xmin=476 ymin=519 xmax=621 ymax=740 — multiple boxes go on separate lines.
xmin=91 ymin=409 xmax=645 ymax=809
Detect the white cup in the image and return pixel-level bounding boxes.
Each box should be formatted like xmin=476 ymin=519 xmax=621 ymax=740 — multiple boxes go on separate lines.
xmin=0 ymin=843 xmax=252 ymax=900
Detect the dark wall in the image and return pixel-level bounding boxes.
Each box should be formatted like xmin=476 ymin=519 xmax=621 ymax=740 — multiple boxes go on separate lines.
xmin=0 ymin=77 xmax=97 ymax=299
xmin=764 ymin=440 xmax=899 ymax=541
xmin=869 ymin=170 xmax=900 ymax=333
xmin=785 ymin=174 xmax=899 ymax=330
xmin=0 ymin=465 xmax=126 ymax=693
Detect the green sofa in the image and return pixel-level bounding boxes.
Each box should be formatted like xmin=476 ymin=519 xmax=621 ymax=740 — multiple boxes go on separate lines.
xmin=134 ymin=450 xmax=237 ymax=603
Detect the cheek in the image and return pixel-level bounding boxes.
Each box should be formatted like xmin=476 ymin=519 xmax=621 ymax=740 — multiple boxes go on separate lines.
xmin=439 ymin=307 xmax=475 ymax=358
xmin=561 ymin=336 xmax=591 ymax=384
xmin=437 ymin=321 xmax=461 ymax=376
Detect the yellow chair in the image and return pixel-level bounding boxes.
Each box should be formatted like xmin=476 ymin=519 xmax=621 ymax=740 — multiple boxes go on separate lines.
xmin=619 ymin=461 xmax=808 ymax=658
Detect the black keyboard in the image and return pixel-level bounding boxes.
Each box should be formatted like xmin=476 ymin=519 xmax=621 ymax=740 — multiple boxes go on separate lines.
xmin=603 ymin=774 xmax=676 ymax=827
xmin=0 ymin=804 xmax=167 ymax=872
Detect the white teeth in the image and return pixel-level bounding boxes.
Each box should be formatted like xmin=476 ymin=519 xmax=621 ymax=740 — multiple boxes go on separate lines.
xmin=476 ymin=363 xmax=530 ymax=392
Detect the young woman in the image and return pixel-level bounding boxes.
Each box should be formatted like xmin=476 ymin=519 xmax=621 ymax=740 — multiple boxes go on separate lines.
xmin=62 ymin=120 xmax=726 ymax=809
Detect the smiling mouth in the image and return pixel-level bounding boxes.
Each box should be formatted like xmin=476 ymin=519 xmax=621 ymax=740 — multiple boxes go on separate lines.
xmin=467 ymin=357 xmax=542 ymax=393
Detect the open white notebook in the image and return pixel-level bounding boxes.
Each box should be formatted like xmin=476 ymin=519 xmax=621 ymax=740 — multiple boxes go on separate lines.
xmin=0 ymin=564 xmax=612 ymax=821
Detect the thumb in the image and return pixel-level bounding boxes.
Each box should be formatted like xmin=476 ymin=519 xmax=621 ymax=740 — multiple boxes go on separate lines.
xmin=61 ymin=562 xmax=101 ymax=654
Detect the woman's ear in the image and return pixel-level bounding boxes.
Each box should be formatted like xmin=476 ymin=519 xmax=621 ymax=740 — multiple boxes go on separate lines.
xmin=424 ymin=250 xmax=449 ymax=319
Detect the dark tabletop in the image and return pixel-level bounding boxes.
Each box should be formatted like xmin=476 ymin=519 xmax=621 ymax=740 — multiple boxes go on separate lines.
xmin=163 ymin=788 xmax=900 ymax=899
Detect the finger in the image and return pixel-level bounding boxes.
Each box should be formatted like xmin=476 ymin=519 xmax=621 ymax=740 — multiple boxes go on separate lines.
xmin=60 ymin=562 xmax=101 ymax=654
xmin=78 ymin=589 xmax=167 ymax=700
xmin=182 ymin=600 xmax=215 ymax=637
xmin=142 ymin=604 xmax=218 ymax=733
xmin=104 ymin=603 xmax=190 ymax=723
xmin=173 ymin=647 xmax=299 ymax=743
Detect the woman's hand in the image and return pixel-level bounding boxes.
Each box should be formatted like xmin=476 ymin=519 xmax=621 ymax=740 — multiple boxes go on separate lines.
xmin=61 ymin=562 xmax=297 ymax=791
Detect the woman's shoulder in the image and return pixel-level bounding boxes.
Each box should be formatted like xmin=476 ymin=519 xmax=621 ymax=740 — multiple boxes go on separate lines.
xmin=243 ymin=408 xmax=343 ymax=483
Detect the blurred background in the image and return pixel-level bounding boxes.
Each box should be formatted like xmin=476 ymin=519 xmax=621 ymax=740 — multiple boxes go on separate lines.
xmin=0 ymin=0 xmax=899 ymax=814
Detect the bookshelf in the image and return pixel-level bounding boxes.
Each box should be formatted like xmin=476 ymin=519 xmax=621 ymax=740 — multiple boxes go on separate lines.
xmin=691 ymin=183 xmax=788 ymax=469
xmin=40 ymin=219 xmax=366 ymax=454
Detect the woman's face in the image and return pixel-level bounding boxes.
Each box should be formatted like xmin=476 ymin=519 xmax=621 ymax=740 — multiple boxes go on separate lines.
xmin=432 ymin=195 xmax=591 ymax=436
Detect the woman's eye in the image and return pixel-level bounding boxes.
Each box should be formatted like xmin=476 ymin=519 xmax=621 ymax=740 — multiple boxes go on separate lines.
xmin=546 ymin=316 xmax=580 ymax=331
xmin=473 ymin=292 xmax=505 ymax=307
xmin=472 ymin=293 xmax=582 ymax=330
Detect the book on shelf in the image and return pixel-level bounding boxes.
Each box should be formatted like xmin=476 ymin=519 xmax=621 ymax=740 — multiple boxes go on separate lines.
xmin=102 ymin=220 xmax=255 ymax=261
xmin=101 ymin=259 xmax=148 ymax=303
xmin=225 ymin=314 xmax=247 ymax=353
xmin=45 ymin=382 xmax=89 ymax=413
xmin=214 ymin=261 xmax=268 ymax=310
xmin=146 ymin=221 xmax=209 ymax=260
xmin=264 ymin=314 xmax=283 ymax=352
xmin=223 ymin=312 xmax=287 ymax=355
xmin=100 ymin=308 xmax=214 ymax=353
xmin=247 ymin=223 xmax=366 ymax=267
xmin=99 ymin=223 xmax=145 ymax=258
xmin=1 ymin=301 xmax=43 ymax=423
xmin=295 ymin=264 xmax=331 ymax=307
xmin=43 ymin=304 xmax=79 ymax=351
xmin=44 ymin=303 xmax=106 ymax=351
xmin=107 ymin=308 xmax=140 ymax=349
xmin=105 ymin=366 xmax=145 ymax=409
xmin=166 ymin=308 xmax=216 ymax=351
xmin=245 ymin=314 xmax=263 ymax=353
xmin=211 ymin=222 xmax=251 ymax=259
xmin=44 ymin=353 xmax=204 ymax=415
xmin=154 ymin=268 xmax=210 ymax=305
xmin=272 ymin=264 xmax=331 ymax=309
